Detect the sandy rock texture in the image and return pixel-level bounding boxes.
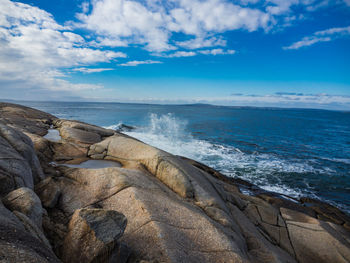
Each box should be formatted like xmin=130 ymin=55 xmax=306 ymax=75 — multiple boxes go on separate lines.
xmin=1 ymin=102 xmax=350 ymax=263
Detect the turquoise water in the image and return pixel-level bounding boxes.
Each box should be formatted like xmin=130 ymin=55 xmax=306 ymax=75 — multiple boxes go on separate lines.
xmin=13 ymin=101 xmax=350 ymax=212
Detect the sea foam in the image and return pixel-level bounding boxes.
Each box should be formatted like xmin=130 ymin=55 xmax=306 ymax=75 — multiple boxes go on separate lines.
xmin=104 ymin=113 xmax=338 ymax=200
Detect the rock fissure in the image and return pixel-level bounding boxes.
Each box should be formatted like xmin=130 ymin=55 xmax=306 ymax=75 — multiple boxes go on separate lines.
xmin=286 ymin=222 xmax=325 ymax=232
xmin=280 ymin=213 xmax=296 ymax=258
xmin=84 ymin=185 xmax=133 ymax=209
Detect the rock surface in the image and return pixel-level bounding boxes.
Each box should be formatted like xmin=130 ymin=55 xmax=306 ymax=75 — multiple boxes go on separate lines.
xmin=61 ymin=208 xmax=127 ymax=263
xmin=1 ymin=102 xmax=350 ymax=263
xmin=0 ymin=122 xmax=44 ymax=196
xmin=0 ymin=200 xmax=59 ymax=262
xmin=3 ymin=187 xmax=44 ymax=228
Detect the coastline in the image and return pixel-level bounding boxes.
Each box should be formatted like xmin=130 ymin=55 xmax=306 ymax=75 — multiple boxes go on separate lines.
xmin=0 ymin=101 xmax=349 ymax=262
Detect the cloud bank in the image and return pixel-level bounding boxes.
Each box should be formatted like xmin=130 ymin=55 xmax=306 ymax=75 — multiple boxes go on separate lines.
xmin=0 ymin=0 xmax=349 ymax=106
xmin=0 ymin=0 xmax=124 ymax=93
xmin=119 ymin=60 xmax=163 ymax=66
xmin=102 ymin=92 xmax=350 ymax=110
xmin=75 ymin=0 xmax=350 ymax=55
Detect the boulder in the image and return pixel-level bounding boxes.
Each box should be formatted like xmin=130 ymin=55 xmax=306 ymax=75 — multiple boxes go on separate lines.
xmin=89 ymin=135 xmax=196 ymax=199
xmin=35 ymin=177 xmax=61 ymax=208
xmin=0 ymin=200 xmax=60 ymax=263
xmin=52 ymin=141 xmax=88 ymax=160
xmin=54 ymin=119 xmax=114 ymax=137
xmin=61 ymin=208 xmax=127 ymax=263
xmin=0 ymin=122 xmax=44 ymax=186
xmin=0 ymin=134 xmax=33 ymax=196
xmin=0 ymin=102 xmax=55 ymax=136
xmin=44 ymin=165 xmax=294 ymax=263
xmin=25 ymin=132 xmax=54 ymax=164
xmin=280 ymin=207 xmax=319 ymax=224
xmin=286 ymin=220 xmax=350 ymax=263
xmin=59 ymin=126 xmax=101 ymax=145
xmin=13 ymin=210 xmax=52 ymax=249
xmin=3 ymin=187 xmax=44 ymax=229
xmin=300 ymin=197 xmax=350 ymax=225
xmin=100 ymin=186 xmax=251 ymax=263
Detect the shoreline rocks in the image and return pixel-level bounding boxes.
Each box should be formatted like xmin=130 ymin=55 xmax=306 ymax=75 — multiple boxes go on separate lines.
xmin=61 ymin=208 xmax=127 ymax=263
xmin=0 ymin=102 xmax=349 ymax=263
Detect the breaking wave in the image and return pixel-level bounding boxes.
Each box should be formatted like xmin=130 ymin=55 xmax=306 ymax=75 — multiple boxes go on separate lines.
xmin=105 ymin=113 xmax=338 ymax=200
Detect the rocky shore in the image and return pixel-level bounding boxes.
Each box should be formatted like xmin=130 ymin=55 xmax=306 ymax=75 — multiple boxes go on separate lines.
xmin=0 ymin=102 xmax=349 ymax=263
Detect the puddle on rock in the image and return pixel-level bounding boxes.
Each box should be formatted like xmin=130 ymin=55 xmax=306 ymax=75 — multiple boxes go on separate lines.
xmin=44 ymin=129 xmax=61 ymax=142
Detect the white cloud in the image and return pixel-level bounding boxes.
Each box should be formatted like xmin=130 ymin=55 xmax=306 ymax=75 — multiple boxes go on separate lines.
xmin=176 ymin=36 xmax=226 ymax=49
xmin=163 ymin=51 xmax=197 ymax=58
xmin=167 ymin=0 xmax=271 ymax=34
xmin=0 ymin=0 xmax=125 ymax=93
xmin=283 ymin=25 xmax=350 ymax=49
xmin=73 ymin=67 xmax=114 ymax=73
xmin=198 ymin=49 xmax=236 ymax=55
xmin=119 ymin=60 xmax=163 ymax=66
xmin=73 ymin=0 xmax=349 ymax=54
xmin=74 ymin=0 xmax=345 ymax=54
xmin=81 ymin=2 xmax=90 ymax=13
xmin=157 ymin=48 xmax=235 ymax=57
xmin=76 ymin=0 xmax=174 ymax=52
xmin=75 ymin=0 xmax=272 ymax=52
xmin=92 ymin=37 xmax=129 ymax=47
xmin=343 ymin=0 xmax=350 ymax=6
xmin=314 ymin=26 xmax=350 ymax=36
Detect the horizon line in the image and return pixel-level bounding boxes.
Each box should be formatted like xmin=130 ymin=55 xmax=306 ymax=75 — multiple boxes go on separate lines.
xmin=2 ymin=99 xmax=349 ymax=113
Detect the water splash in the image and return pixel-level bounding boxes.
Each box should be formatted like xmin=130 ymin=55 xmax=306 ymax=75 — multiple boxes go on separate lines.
xmin=104 ymin=122 xmax=124 ymax=131
xmin=106 ymin=113 xmax=337 ymax=202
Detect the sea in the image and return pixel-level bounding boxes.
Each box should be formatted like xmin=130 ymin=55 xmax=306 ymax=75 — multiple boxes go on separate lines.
xmin=11 ymin=101 xmax=350 ymax=213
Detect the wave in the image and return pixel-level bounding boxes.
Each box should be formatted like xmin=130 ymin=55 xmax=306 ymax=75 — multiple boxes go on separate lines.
xmin=104 ymin=122 xmax=135 ymax=132
xmin=319 ymin=157 xmax=350 ymax=165
xmin=104 ymin=113 xmax=335 ymax=200
xmin=104 ymin=123 xmax=123 ymax=130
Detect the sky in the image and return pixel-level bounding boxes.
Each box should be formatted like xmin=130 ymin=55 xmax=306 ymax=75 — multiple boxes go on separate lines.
xmin=0 ymin=0 xmax=350 ymax=109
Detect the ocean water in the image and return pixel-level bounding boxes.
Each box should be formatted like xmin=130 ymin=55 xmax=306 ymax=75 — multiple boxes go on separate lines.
xmin=12 ymin=101 xmax=350 ymax=212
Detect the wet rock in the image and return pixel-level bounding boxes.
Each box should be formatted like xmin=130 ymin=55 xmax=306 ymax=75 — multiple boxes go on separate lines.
xmin=61 ymin=208 xmax=127 ymax=263
xmin=300 ymin=197 xmax=350 ymax=225
xmin=114 ymin=123 xmax=135 ymax=132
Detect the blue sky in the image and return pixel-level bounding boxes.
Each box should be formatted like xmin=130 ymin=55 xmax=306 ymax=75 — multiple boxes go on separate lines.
xmin=0 ymin=0 xmax=350 ymax=109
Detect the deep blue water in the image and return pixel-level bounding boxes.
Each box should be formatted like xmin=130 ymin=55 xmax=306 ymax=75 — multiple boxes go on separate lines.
xmin=11 ymin=101 xmax=350 ymax=212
